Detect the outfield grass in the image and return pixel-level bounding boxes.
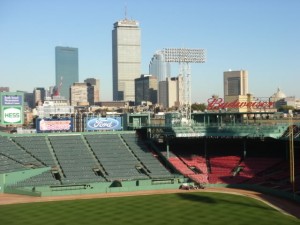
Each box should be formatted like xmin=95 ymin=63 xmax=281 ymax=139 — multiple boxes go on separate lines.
xmin=0 ymin=192 xmax=299 ymax=225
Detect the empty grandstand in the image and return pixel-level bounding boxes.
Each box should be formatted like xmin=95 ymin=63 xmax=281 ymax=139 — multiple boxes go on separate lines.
xmin=0 ymin=111 xmax=299 ymax=203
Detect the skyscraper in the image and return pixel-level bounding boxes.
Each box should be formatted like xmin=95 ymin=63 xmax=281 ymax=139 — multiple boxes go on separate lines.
xmin=55 ymin=46 xmax=79 ymax=100
xmin=112 ymin=18 xmax=141 ymax=101
xmin=134 ymin=74 xmax=158 ymax=106
xmin=149 ymin=51 xmax=171 ymax=82
xmin=223 ymin=70 xmax=249 ymax=112
xmin=149 ymin=50 xmax=172 ymax=108
xmin=159 ymin=76 xmax=182 ymax=109
xmin=84 ymin=78 xmax=100 ymax=103
xmin=33 ymin=87 xmax=46 ymax=106
xmin=70 ymin=82 xmax=94 ymax=106
xmin=223 ymin=70 xmax=248 ymax=97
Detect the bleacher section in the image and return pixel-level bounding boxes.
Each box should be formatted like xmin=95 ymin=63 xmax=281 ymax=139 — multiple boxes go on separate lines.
xmin=1 ymin=133 xmax=177 ymax=189
xmin=1 ymin=131 xmax=299 ymax=198
xmin=239 ymin=157 xmax=282 ymax=180
xmin=120 ymin=134 xmax=173 ymax=179
xmin=12 ymin=170 xmax=61 ymax=187
xmin=181 ymin=155 xmax=208 ymax=183
xmin=12 ymin=136 xmax=56 ymax=167
xmin=48 ymin=135 xmax=104 ymax=185
xmin=208 ymin=156 xmax=241 ymax=184
xmin=168 ymin=154 xmax=208 ymax=184
xmin=166 ymin=147 xmax=297 ymax=194
xmin=84 ymin=134 xmax=149 ymax=181
xmin=0 ymin=154 xmax=29 ymax=173
xmin=0 ymin=136 xmax=42 ymax=167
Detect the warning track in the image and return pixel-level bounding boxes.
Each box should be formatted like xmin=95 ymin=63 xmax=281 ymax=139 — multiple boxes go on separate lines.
xmin=0 ymin=188 xmax=299 ymax=219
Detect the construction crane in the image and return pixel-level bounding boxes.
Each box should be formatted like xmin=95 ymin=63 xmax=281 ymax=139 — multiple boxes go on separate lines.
xmin=53 ymin=77 xmax=63 ymax=97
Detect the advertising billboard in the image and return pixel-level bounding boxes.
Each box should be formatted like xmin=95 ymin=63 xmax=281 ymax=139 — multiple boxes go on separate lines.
xmin=1 ymin=95 xmax=23 ymax=105
xmin=0 ymin=92 xmax=24 ymax=126
xmin=2 ymin=106 xmax=23 ymax=125
xmin=36 ymin=118 xmax=73 ymax=132
xmin=86 ymin=117 xmax=122 ymax=131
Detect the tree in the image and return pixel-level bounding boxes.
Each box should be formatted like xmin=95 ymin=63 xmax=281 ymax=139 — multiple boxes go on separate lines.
xmin=191 ymin=103 xmax=207 ymax=112
xmin=278 ymin=105 xmax=295 ymax=112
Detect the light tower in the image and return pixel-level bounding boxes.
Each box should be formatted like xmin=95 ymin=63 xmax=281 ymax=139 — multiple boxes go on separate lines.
xmin=163 ymin=48 xmax=206 ymax=123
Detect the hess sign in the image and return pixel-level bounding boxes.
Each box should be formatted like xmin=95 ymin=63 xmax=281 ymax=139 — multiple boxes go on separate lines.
xmin=3 ymin=107 xmax=22 ymax=124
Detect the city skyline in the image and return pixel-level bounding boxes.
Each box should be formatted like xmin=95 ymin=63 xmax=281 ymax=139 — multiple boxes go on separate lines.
xmin=0 ymin=0 xmax=299 ymax=103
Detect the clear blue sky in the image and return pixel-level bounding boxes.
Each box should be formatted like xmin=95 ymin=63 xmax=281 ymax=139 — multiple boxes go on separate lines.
xmin=1 ymin=0 xmax=299 ymax=103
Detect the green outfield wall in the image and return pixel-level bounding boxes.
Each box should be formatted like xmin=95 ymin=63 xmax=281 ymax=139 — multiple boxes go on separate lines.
xmin=0 ymin=167 xmax=50 ymax=193
xmin=3 ymin=176 xmax=185 ymax=197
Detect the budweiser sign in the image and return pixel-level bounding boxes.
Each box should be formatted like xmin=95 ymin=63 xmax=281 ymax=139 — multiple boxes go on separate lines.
xmin=207 ymin=98 xmax=274 ymax=110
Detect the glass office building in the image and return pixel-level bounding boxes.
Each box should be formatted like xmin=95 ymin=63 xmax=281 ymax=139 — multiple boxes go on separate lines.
xmin=149 ymin=50 xmax=171 ymax=108
xmin=112 ymin=19 xmax=141 ymax=101
xmin=149 ymin=51 xmax=171 ymax=82
xmin=55 ymin=46 xmax=79 ymax=100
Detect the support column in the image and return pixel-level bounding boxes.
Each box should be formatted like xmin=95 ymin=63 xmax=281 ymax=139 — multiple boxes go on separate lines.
xmin=243 ymin=138 xmax=247 ymax=159
xmin=204 ymin=138 xmax=207 ymax=158
xmin=166 ymin=137 xmax=170 ymax=159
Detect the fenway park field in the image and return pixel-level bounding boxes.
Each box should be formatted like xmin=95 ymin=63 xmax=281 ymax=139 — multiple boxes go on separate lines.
xmin=0 ymin=190 xmax=299 ymax=225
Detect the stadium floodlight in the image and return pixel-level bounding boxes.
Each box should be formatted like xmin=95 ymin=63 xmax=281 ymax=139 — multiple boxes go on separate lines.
xmin=163 ymin=48 xmax=206 ymax=124
xmin=163 ymin=48 xmax=206 ymax=63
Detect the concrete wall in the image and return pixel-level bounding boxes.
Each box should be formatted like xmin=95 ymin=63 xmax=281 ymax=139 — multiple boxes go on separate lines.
xmin=4 ymin=179 xmax=182 ymax=197
xmin=1 ymin=167 xmax=50 ymax=193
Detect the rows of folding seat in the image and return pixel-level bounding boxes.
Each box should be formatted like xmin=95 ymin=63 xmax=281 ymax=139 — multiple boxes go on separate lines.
xmin=0 ymin=154 xmax=28 ymax=173
xmin=48 ymin=135 xmax=104 ymax=184
xmin=0 ymin=136 xmax=41 ymax=166
xmin=12 ymin=136 xmax=56 ymax=167
xmin=85 ymin=134 xmax=148 ymax=181
xmin=121 ymin=134 xmax=173 ymax=179
xmin=12 ymin=170 xmax=61 ymax=187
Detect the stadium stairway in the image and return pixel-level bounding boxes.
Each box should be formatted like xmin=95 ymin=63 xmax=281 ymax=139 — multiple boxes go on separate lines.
xmin=81 ymin=135 xmax=109 ymax=180
xmin=0 ymin=136 xmax=43 ymax=169
xmin=84 ymin=134 xmax=149 ymax=181
xmin=120 ymin=134 xmax=174 ymax=179
xmin=48 ymin=135 xmax=106 ymax=185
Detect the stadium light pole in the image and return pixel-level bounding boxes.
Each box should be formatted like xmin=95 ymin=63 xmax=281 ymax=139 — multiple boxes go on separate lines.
xmin=288 ymin=115 xmax=295 ymax=196
xmin=163 ymin=48 xmax=206 ymax=124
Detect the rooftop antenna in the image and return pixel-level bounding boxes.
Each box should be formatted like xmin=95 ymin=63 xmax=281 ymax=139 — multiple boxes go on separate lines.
xmin=124 ymin=4 xmax=127 ymax=20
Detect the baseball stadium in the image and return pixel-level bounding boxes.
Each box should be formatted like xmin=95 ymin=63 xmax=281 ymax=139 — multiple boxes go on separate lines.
xmin=0 ymin=108 xmax=300 ymax=224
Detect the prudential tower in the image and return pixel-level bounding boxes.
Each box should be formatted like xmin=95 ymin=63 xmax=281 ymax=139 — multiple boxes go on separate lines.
xmin=112 ymin=18 xmax=141 ymax=101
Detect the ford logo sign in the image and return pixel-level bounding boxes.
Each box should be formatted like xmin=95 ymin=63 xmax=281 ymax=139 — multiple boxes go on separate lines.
xmin=87 ymin=118 xmax=120 ymax=130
